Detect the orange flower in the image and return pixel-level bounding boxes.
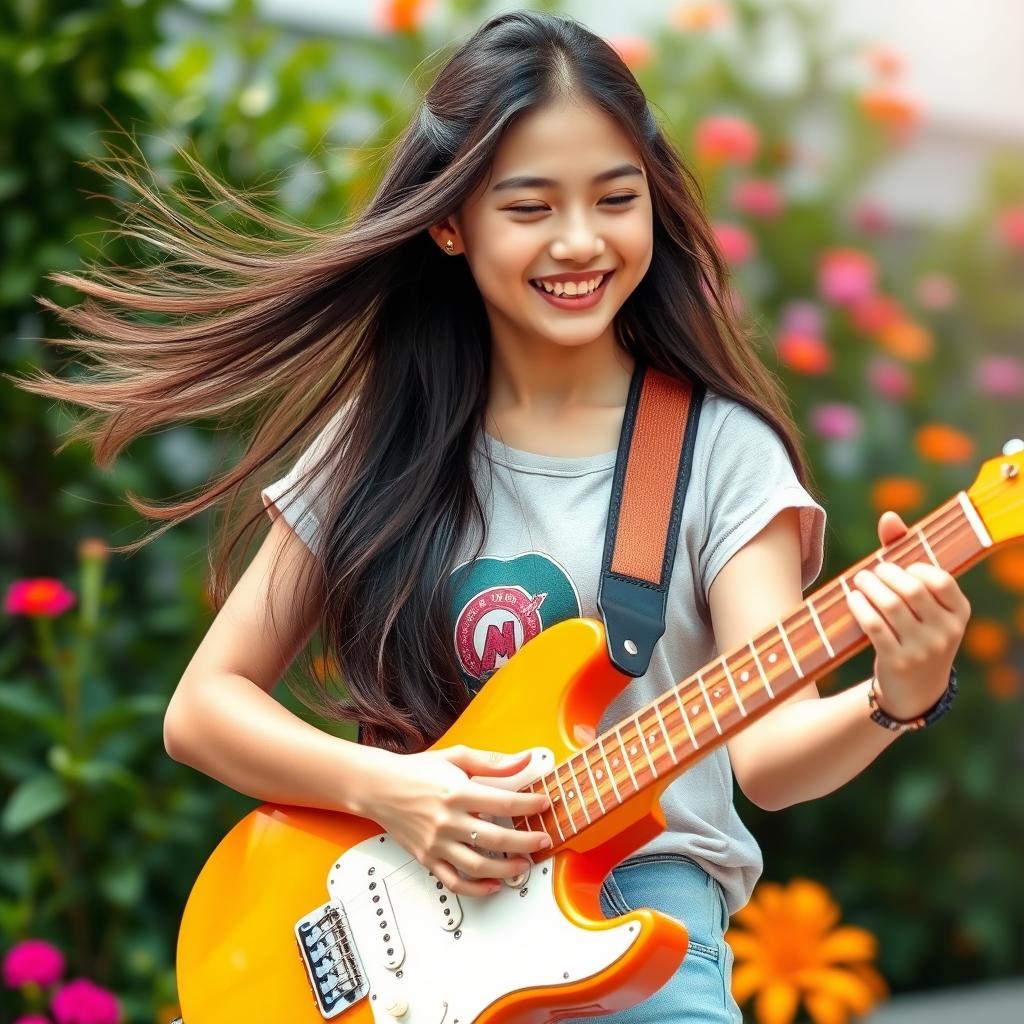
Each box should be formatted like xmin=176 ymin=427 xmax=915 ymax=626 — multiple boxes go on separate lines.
xmin=871 ymin=478 xmax=924 ymax=515
xmin=914 ymin=424 xmax=974 ymax=464
xmin=670 ymin=1 xmax=730 ymax=32
xmin=608 ymin=35 xmax=653 ymax=71
xmin=777 ymin=333 xmax=833 ymax=375
xmin=857 ymin=86 xmax=922 ymax=144
xmin=727 ymin=878 xmax=888 ymax=1024
xmin=875 ymin=318 xmax=933 ymax=362
xmin=375 ymin=0 xmax=434 ymax=33
xmin=989 ymin=544 xmax=1024 ymax=594
xmin=963 ymin=619 xmax=1010 ymax=662
xmin=985 ymin=664 xmax=1020 ymax=699
xmin=863 ymin=43 xmax=905 ymax=80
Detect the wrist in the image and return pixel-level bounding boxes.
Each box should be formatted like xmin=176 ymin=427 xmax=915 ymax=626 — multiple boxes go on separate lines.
xmin=867 ymin=665 xmax=958 ymax=734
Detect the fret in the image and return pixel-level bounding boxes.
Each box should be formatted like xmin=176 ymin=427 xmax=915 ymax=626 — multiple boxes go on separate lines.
xmin=565 ymin=758 xmax=592 ymax=826
xmin=539 ymin=774 xmax=566 ymax=843
xmin=613 ymin=726 xmax=638 ymax=793
xmin=917 ymin=525 xmax=940 ymax=567
xmin=695 ymin=671 xmax=722 ymax=735
xmin=748 ymin=640 xmax=775 ymax=698
xmin=581 ymin=748 xmax=606 ymax=814
xmin=720 ymin=655 xmax=746 ymax=716
xmin=806 ymin=595 xmax=835 ymax=659
xmin=552 ymin=766 xmax=578 ymax=836
xmin=653 ymin=701 xmax=678 ymax=764
xmin=957 ymin=492 xmax=993 ymax=548
xmin=634 ymin=714 xmax=659 ymax=777
xmin=672 ymin=684 xmax=701 ymax=748
xmin=839 ymin=574 xmax=853 ymax=599
xmin=776 ymin=619 xmax=803 ymax=678
xmin=596 ymin=735 xmax=623 ymax=802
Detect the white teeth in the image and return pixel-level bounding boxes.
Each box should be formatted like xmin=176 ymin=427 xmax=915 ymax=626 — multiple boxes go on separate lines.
xmin=534 ymin=274 xmax=604 ymax=296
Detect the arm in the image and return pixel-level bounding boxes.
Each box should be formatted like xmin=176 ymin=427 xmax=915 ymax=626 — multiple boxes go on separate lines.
xmin=163 ymin=515 xmax=388 ymax=818
xmin=716 ymin=506 xmax=970 ymax=811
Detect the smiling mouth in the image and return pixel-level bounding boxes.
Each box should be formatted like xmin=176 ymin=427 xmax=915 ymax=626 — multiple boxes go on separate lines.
xmin=529 ymin=270 xmax=615 ymax=297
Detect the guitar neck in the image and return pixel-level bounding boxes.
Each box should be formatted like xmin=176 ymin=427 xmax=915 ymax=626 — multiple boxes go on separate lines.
xmin=529 ymin=491 xmax=992 ymax=845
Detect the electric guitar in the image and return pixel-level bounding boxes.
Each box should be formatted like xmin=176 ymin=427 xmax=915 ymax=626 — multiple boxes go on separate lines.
xmin=172 ymin=442 xmax=1023 ymax=1024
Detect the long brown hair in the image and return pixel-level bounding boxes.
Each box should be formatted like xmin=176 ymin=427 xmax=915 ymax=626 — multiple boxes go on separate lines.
xmin=7 ymin=10 xmax=820 ymax=753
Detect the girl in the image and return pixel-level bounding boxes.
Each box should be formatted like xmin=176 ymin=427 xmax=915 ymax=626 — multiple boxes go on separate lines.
xmin=14 ymin=10 xmax=970 ymax=1023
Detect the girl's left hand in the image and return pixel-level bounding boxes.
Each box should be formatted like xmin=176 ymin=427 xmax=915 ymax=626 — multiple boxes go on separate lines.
xmin=846 ymin=510 xmax=972 ymax=721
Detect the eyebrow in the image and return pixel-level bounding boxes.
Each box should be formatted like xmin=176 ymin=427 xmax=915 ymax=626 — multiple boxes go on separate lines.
xmin=491 ymin=162 xmax=643 ymax=192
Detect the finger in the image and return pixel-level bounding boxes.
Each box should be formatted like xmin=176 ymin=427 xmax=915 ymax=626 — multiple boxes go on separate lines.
xmin=905 ymin=563 xmax=971 ymax=616
xmin=428 ymin=858 xmax=500 ymax=898
xmin=873 ymin=561 xmax=938 ymax=623
xmin=846 ymin=586 xmax=901 ymax=653
xmin=458 ymin=782 xmax=551 ymax=819
xmin=453 ymin=815 xmax=552 ymax=856
xmin=444 ymin=839 xmax=532 ymax=882
xmin=450 ymin=745 xmax=533 ymax=778
xmin=851 ymin=569 xmax=912 ymax=641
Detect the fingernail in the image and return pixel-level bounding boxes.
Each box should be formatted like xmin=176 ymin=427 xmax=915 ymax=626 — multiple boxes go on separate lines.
xmin=539 ymin=836 xmax=552 ymax=849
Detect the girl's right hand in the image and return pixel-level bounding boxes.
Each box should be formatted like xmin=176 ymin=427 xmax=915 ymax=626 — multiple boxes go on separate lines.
xmin=355 ymin=744 xmax=553 ymax=897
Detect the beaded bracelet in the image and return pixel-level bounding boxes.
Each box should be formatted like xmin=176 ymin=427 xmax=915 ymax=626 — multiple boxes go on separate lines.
xmin=867 ymin=665 xmax=958 ymax=734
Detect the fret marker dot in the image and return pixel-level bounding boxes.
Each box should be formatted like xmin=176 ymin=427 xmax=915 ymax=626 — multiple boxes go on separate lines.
xmin=740 ymin=671 xmax=749 ymax=682
xmin=567 ymin=791 xmax=575 ymax=800
xmin=613 ymin=758 xmax=620 ymax=767
xmin=768 ymin=652 xmax=777 ymax=663
xmin=713 ymin=689 xmax=722 ymax=699
xmin=649 ymin=732 xmax=657 ymax=745
xmin=690 ymin=705 xmax=700 ymax=717
xmin=596 ymin=769 xmax=604 ymax=780
xmin=630 ymin=745 xmax=637 ymax=755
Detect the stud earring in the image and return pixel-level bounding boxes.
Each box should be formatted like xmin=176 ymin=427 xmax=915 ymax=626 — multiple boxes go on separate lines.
xmin=445 ymin=239 xmax=455 ymax=253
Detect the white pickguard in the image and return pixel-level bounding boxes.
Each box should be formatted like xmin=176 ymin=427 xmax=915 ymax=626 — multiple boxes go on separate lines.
xmin=318 ymin=748 xmax=639 ymax=1024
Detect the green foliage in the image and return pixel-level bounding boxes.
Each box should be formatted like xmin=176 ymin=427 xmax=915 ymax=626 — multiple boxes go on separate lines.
xmin=2 ymin=1 xmax=1022 ymax=1020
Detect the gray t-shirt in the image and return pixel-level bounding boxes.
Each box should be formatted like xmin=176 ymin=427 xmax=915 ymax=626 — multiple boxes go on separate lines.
xmin=261 ymin=387 xmax=827 ymax=913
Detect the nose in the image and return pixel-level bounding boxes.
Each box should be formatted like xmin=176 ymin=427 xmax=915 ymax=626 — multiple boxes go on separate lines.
xmin=550 ymin=208 xmax=606 ymax=262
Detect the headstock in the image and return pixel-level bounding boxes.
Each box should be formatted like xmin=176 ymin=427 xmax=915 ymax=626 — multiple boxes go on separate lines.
xmin=967 ymin=438 xmax=1024 ymax=545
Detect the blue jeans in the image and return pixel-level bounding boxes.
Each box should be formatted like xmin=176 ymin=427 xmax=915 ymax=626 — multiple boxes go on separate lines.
xmin=561 ymin=853 xmax=743 ymax=1024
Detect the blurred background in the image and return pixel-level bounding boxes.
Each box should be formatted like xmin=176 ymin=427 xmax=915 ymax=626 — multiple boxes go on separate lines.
xmin=2 ymin=1 xmax=1022 ymax=1022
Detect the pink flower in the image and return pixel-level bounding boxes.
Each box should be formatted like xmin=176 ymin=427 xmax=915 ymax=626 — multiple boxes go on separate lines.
xmin=608 ymin=34 xmax=653 ymax=71
xmin=711 ymin=221 xmax=756 ymax=265
xmin=695 ymin=115 xmax=759 ymax=166
xmin=915 ymin=272 xmax=958 ymax=310
xmin=731 ymin=178 xmax=784 ymax=219
xmin=851 ymin=198 xmax=892 ymax=235
xmin=4 ymin=579 xmax=77 ymax=617
xmin=15 ymin=1017 xmax=53 ymax=1024
xmin=996 ymin=204 xmax=1024 ymax=249
xmin=867 ymin=356 xmax=912 ymax=400
xmin=975 ymin=354 xmax=1024 ymax=398
xmin=781 ymin=300 xmax=824 ymax=338
xmin=818 ymin=248 xmax=877 ymax=306
xmin=3 ymin=940 xmax=65 ymax=988
xmin=51 ymin=979 xmax=120 ymax=1024
xmin=848 ymin=293 xmax=904 ymax=335
xmin=809 ymin=402 xmax=863 ymax=441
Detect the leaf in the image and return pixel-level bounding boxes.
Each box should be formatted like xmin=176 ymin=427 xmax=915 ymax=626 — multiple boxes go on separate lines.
xmin=0 ymin=681 xmax=66 ymax=737
xmin=99 ymin=859 xmax=145 ymax=908
xmin=1 ymin=773 xmax=69 ymax=834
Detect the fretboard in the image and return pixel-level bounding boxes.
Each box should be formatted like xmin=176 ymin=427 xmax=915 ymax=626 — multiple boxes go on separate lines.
xmin=518 ymin=491 xmax=991 ymax=846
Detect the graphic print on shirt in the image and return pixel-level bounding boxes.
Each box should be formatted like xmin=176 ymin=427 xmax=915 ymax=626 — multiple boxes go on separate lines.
xmin=448 ymin=552 xmax=582 ymax=694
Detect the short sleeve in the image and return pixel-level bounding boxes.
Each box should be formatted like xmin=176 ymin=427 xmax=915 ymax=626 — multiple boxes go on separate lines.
xmin=699 ymin=402 xmax=826 ymax=599
xmin=260 ymin=404 xmax=351 ymax=558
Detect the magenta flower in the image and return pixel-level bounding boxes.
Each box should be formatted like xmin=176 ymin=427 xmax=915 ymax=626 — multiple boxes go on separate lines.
xmin=867 ymin=356 xmax=912 ymax=400
xmin=731 ymin=177 xmax=784 ymax=219
xmin=809 ymin=403 xmax=863 ymax=441
xmin=3 ymin=940 xmax=65 ymax=989
xmin=15 ymin=1016 xmax=53 ymax=1024
xmin=51 ymin=979 xmax=120 ymax=1024
xmin=711 ymin=221 xmax=756 ymax=265
xmin=695 ymin=115 xmax=760 ymax=165
xmin=975 ymin=354 xmax=1024 ymax=398
xmin=4 ymin=579 xmax=76 ymax=617
xmin=818 ymin=248 xmax=877 ymax=306
xmin=781 ymin=300 xmax=824 ymax=338
xmin=915 ymin=271 xmax=958 ymax=311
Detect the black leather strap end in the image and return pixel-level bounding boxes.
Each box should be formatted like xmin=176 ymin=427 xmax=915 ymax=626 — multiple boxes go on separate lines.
xmin=596 ymin=573 xmax=666 ymax=677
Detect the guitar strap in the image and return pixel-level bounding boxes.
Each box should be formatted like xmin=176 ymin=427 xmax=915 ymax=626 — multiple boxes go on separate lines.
xmin=597 ymin=362 xmax=705 ymax=677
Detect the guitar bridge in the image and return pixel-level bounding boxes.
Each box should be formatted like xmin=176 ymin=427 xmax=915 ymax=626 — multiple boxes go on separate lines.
xmin=295 ymin=899 xmax=369 ymax=1018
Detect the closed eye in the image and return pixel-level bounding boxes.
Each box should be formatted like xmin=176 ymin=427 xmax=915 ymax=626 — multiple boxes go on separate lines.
xmin=508 ymin=194 xmax=639 ymax=215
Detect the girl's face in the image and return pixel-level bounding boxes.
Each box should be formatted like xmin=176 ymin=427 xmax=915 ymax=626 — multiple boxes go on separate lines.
xmin=437 ymin=97 xmax=654 ymax=354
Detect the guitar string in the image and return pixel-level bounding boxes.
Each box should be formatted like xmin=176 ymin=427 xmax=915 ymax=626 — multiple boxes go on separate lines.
xmin=532 ymin=480 xmax=1022 ymax=831
xmin=539 ymin=499 xmax=975 ymax=824
xmin=309 ymin=476 xmax=1019 ymax=919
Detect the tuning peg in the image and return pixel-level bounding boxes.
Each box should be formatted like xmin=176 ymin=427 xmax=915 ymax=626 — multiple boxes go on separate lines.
xmin=1003 ymin=439 xmax=1023 ymax=456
